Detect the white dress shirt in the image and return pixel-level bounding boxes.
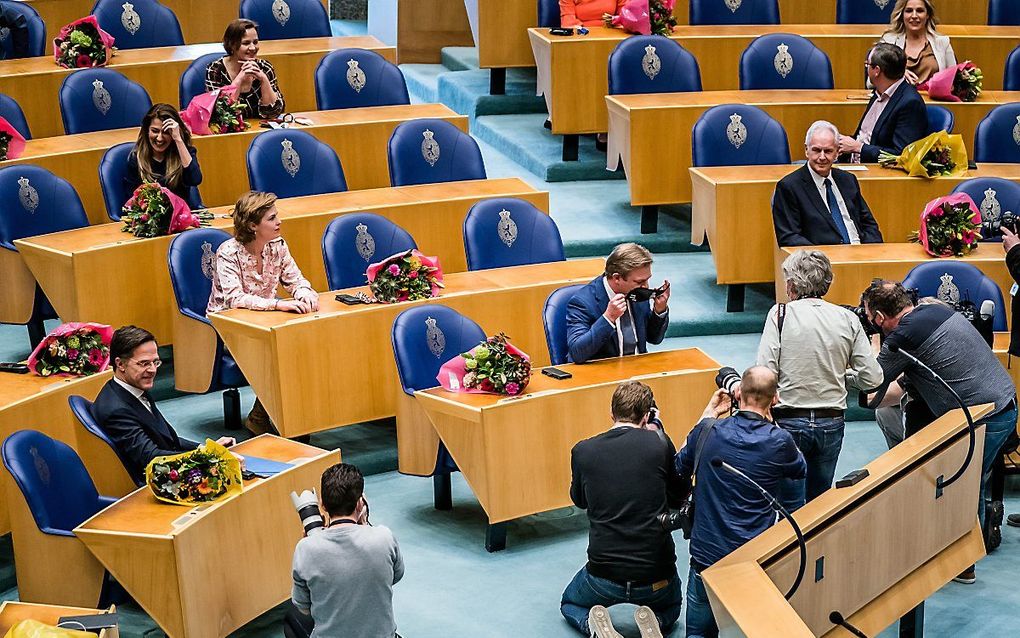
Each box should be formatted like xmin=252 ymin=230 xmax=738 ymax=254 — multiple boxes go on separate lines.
xmin=808 ymin=167 xmax=861 ymax=244
xmin=853 ymin=78 xmax=905 ymax=163
xmin=113 ymin=376 xmax=152 ymax=413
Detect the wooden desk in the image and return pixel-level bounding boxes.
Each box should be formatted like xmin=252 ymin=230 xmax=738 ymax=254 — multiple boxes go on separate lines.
xmin=23 ymin=0 xmax=328 ymax=45
xmin=532 ymin=25 xmax=1019 ymax=137
xmin=0 ymin=601 xmax=117 ymax=637
xmin=414 ymin=349 xmax=720 ymax=547
xmin=776 ymin=243 xmax=1012 ymax=307
xmin=467 ymin=0 xmax=537 ymax=70
xmin=209 ymin=259 xmax=603 ymax=438
xmin=0 ymin=37 xmax=394 ymax=139
xmin=608 ymin=90 xmax=1020 ymax=206
xmin=691 ymin=163 xmax=1020 ymax=287
xmin=1 ymin=104 xmax=467 ymax=226
xmin=75 ymin=435 xmax=337 ymax=638
xmin=370 ymin=0 xmax=474 ymax=63
xmin=704 ymin=406 xmax=989 ymax=636
xmin=672 ymin=0 xmax=990 ymax=25
xmin=15 ymin=178 xmax=547 ymax=345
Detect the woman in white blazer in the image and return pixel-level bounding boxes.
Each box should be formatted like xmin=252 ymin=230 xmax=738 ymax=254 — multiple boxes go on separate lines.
xmin=879 ymin=0 xmax=956 ymax=85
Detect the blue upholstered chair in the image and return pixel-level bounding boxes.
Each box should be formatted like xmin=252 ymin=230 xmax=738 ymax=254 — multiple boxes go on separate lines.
xmin=1005 ymin=45 xmax=1020 ymax=92
xmin=167 ymin=229 xmax=246 ymax=429
xmin=58 ymin=68 xmax=153 ymax=134
xmin=178 ymin=52 xmax=222 ymax=109
xmin=692 ymin=104 xmax=791 ymax=167
xmin=315 ymin=48 xmax=410 ymax=110
xmin=739 ymin=34 xmax=833 ymax=90
xmin=246 ymin=129 xmax=347 ymax=198
xmin=388 ymin=119 xmax=486 ymax=186
xmin=239 ymin=0 xmax=331 ymax=40
xmin=608 ymin=36 xmax=702 ymax=96
xmin=321 ymin=213 xmax=417 ymax=290
xmin=98 ymin=142 xmax=203 ymax=221
xmin=2 ymin=430 xmax=115 ymax=606
xmin=689 ymin=0 xmax=779 ymax=25
xmin=537 ymin=0 xmax=559 ymax=27
xmin=0 ymin=93 xmax=31 ymax=139
xmin=463 ymin=197 xmax=565 ymax=270
xmin=0 ymin=1 xmax=46 ymax=58
xmin=391 ymin=305 xmax=485 ymax=511
xmin=836 ymin=0 xmax=895 ymax=24
xmin=68 ymin=395 xmax=138 ymax=489
xmin=951 ymin=178 xmax=1020 ymax=241
xmin=902 ymin=262 xmax=1007 ymax=331
xmin=989 ymin=0 xmax=1020 ymax=25
xmin=91 ymin=0 xmax=184 ymax=49
xmin=974 ymin=104 xmax=1020 ymax=163
xmin=0 ymin=165 xmax=89 ymax=345
xmin=925 ymin=104 xmax=955 ymax=135
xmin=542 ymin=284 xmax=585 ymax=366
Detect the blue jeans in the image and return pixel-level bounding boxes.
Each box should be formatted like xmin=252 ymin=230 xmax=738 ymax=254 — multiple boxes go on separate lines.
xmin=775 ymin=416 xmax=845 ymax=512
xmin=978 ymin=404 xmax=1017 ymax=523
xmin=560 ymin=566 xmax=683 ymax=636
xmin=685 ymin=566 xmax=717 ymax=638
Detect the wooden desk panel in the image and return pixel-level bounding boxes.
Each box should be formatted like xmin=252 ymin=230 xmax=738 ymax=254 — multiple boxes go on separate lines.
xmin=777 ymin=243 xmax=1012 ymax=307
xmin=472 ymin=0 xmax=537 ymax=69
xmin=209 ymin=259 xmax=604 ymax=437
xmin=75 ymin=435 xmax=337 ymax=638
xmin=415 ymin=349 xmax=720 ymax=524
xmin=532 ymin=25 xmax=1019 ymax=135
xmin=0 ymin=37 xmax=394 ymax=139
xmin=0 ymin=104 xmax=467 ymax=226
xmin=690 ymin=163 xmax=1020 ymax=285
xmin=0 ymin=601 xmax=117 ymax=637
xmin=608 ymin=90 xmax=1020 ymax=205
xmin=672 ymin=0 xmax=990 ymax=25
xmin=394 ymin=0 xmax=474 ymax=63
xmin=14 ymin=179 xmax=547 ymax=344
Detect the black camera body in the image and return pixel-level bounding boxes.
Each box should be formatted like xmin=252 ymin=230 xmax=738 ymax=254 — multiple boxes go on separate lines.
xmin=715 ymin=367 xmax=741 ymax=398
xmin=981 ymin=210 xmax=1017 ymax=240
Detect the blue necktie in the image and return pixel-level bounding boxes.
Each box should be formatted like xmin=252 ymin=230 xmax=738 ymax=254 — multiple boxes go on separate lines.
xmin=825 ymin=178 xmax=851 ymax=244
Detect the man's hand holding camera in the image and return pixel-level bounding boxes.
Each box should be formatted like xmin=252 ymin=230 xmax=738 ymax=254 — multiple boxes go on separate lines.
xmin=701 ymin=389 xmax=733 ymax=420
xmin=1003 ymin=226 xmax=1020 ymax=254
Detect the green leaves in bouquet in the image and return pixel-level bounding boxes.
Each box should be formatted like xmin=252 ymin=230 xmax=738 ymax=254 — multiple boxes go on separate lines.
xmin=149 ymin=451 xmax=235 ymax=502
xmin=460 ymin=333 xmax=532 ymax=395
xmin=120 ymin=183 xmax=175 ymax=238
xmin=369 ymin=252 xmax=441 ymax=303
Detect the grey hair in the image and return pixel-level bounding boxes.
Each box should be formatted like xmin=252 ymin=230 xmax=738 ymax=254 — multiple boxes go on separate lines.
xmin=805 ymin=120 xmax=840 ymax=147
xmin=782 ymin=250 xmax=834 ymax=298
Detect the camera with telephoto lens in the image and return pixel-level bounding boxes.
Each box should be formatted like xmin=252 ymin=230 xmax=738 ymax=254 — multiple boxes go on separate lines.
xmin=843 ymin=287 xmax=920 ymax=337
xmin=715 ymin=367 xmax=741 ymax=399
xmin=291 ymin=489 xmax=323 ymax=534
xmin=981 ymin=210 xmax=1017 ymax=239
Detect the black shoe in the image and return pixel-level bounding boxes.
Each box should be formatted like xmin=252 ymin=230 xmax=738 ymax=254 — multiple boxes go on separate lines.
xmin=985 ymin=500 xmax=1004 ymax=551
xmin=953 ymin=566 xmax=976 ymax=584
xmin=1007 ymin=513 xmax=1020 ymax=528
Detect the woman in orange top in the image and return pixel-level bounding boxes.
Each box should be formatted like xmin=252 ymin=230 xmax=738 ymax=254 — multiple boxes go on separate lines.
xmin=559 ymin=0 xmax=627 ymax=27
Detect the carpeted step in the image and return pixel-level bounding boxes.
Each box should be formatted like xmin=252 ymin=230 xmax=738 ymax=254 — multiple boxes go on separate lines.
xmin=441 ymin=47 xmax=479 ymax=71
xmin=400 ymin=64 xmax=445 ymax=104
xmin=438 ymin=69 xmax=547 ymax=120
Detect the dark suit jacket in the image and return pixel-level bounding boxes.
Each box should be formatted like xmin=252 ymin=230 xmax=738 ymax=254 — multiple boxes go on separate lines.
xmin=1007 ymin=244 xmax=1020 ymax=357
xmin=845 ymin=81 xmax=928 ymax=164
xmin=566 ymin=276 xmax=669 ymax=363
xmin=772 ymin=165 xmax=884 ymax=247
xmin=92 ymin=379 xmax=199 ymax=485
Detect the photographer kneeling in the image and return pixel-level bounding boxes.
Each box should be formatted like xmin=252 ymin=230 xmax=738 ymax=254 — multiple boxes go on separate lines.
xmin=676 ymin=368 xmax=806 ymax=638
xmin=288 ymin=463 xmax=404 ymax=638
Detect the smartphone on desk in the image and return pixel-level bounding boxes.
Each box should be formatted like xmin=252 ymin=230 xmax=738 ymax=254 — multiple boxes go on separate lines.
xmin=542 ymin=366 xmax=572 ymax=380
xmin=549 ymin=28 xmax=574 ymax=36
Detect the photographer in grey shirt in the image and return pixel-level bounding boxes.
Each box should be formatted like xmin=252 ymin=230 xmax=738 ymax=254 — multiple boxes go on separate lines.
xmin=289 ymin=463 xmax=404 ymax=638
xmin=757 ymin=250 xmax=883 ymax=511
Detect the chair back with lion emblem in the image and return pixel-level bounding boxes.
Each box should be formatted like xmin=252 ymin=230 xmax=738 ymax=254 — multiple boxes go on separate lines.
xmin=322 ymin=213 xmax=418 ymax=290
xmin=463 ymin=197 xmax=565 ymax=271
xmin=0 ymin=165 xmax=89 ymax=251
xmin=59 ymin=68 xmax=153 ymax=134
xmin=608 ymin=36 xmax=702 ymax=96
xmin=391 ymin=305 xmax=486 ymax=395
xmin=974 ymin=104 xmax=1020 ymax=163
xmin=239 ymin=0 xmax=330 ymax=39
xmin=835 ymin=0 xmax=894 ymax=24
xmin=92 ymin=0 xmax=184 ymax=49
xmin=692 ymin=104 xmax=791 ymax=168
xmin=315 ymin=49 xmax=410 ymax=110
xmin=690 ymin=0 xmax=778 ymax=25
xmin=739 ymin=33 xmax=833 ymax=90
xmin=247 ymin=129 xmax=347 ymax=198
xmin=903 ymin=261 xmax=1007 ymax=331
xmin=167 ymin=228 xmax=231 ymax=324
xmin=387 ymin=119 xmax=487 ymax=187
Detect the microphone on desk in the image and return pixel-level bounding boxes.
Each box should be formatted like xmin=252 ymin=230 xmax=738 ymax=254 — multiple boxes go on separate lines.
xmin=710 ymin=458 xmax=807 ymax=600
xmin=887 ymin=343 xmax=976 ymax=491
xmin=828 ymin=611 xmax=869 ymax=638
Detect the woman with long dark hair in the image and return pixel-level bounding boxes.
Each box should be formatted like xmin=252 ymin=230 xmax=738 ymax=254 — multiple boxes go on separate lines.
xmin=124 ymin=103 xmax=202 ymax=208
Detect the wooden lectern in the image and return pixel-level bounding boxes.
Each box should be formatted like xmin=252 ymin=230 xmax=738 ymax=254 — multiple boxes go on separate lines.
xmin=703 ymin=404 xmax=991 ymax=637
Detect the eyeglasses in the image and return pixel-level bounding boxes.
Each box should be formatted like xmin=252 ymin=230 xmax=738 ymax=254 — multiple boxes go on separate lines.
xmin=129 ymin=358 xmax=162 ymax=370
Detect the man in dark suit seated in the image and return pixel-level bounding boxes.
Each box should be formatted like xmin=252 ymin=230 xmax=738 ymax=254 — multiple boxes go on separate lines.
xmin=93 ymin=325 xmax=235 ymax=485
xmin=0 ymin=1 xmax=31 ymax=60
xmin=837 ymin=42 xmax=928 ymax=164
xmin=566 ymin=243 xmax=670 ymax=364
xmin=773 ymin=120 xmax=884 ymax=246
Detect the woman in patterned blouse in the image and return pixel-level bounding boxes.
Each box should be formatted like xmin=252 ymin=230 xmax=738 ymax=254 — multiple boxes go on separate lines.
xmin=204 ymin=19 xmax=285 ymax=120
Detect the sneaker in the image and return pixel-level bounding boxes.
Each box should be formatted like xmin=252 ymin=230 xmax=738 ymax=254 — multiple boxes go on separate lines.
xmin=588 ymin=606 xmax=622 ymax=638
xmin=1007 ymin=513 xmax=1020 ymax=528
xmin=952 ymin=566 xmax=976 ymax=584
xmin=985 ymin=501 xmax=1004 ymax=552
xmin=634 ymin=606 xmax=664 ymax=638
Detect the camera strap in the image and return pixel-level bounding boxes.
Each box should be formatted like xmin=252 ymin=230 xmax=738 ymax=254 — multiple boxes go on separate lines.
xmin=691 ymin=418 xmax=718 ymax=486
xmin=776 ymin=303 xmax=787 ymax=377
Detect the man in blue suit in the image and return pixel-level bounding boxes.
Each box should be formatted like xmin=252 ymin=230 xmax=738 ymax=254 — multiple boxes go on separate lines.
xmin=566 ymin=243 xmax=670 ymax=364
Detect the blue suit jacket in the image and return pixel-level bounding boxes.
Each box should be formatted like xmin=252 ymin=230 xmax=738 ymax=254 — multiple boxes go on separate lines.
xmin=566 ymin=276 xmax=669 ymax=363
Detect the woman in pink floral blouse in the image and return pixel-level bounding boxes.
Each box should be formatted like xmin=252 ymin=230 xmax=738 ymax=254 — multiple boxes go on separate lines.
xmin=207 ymin=190 xmax=319 ymax=432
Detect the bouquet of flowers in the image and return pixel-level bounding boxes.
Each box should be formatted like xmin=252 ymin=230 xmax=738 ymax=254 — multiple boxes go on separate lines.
xmin=26 ymin=322 xmax=112 ymax=377
xmin=0 ymin=116 xmax=26 ymax=161
xmin=909 ymin=193 xmax=982 ymax=258
xmin=146 ymin=439 xmax=243 ymax=505
xmin=180 ymin=86 xmax=250 ymax=136
xmin=877 ymin=130 xmax=967 ymax=178
xmin=366 ymin=249 xmax=444 ymax=303
xmin=437 ymin=333 xmax=532 ymax=396
xmin=120 ymin=183 xmax=209 ymax=238
xmin=919 ymin=61 xmax=983 ymax=103
xmin=53 ymin=15 xmax=115 ymax=69
xmin=603 ymin=0 xmax=677 ymax=36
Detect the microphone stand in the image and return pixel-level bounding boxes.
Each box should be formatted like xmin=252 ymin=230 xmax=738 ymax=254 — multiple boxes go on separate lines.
xmin=711 ymin=459 xmax=807 ymax=600
xmin=888 ymin=344 xmax=975 ymax=490
xmin=829 ymin=611 xmax=869 ymax=638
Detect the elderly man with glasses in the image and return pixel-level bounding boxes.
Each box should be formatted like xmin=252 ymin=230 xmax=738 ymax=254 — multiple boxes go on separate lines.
xmin=92 ymin=325 xmax=236 ymax=485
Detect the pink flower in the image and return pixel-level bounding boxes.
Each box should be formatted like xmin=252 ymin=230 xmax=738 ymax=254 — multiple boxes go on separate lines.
xmin=408 ymin=269 xmax=419 ymax=279
xmin=387 ymin=264 xmax=401 ymax=276
xmin=67 ymin=348 xmax=79 ymax=360
xmin=505 ymin=382 xmax=520 ymax=395
xmin=139 ymin=198 xmax=148 ymax=210
xmin=169 ymin=469 xmax=179 ymax=481
xmin=88 ymin=348 xmax=104 ymax=367
xmin=75 ymin=54 xmax=91 ymax=67
xmin=139 ymin=213 xmax=149 ymax=222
